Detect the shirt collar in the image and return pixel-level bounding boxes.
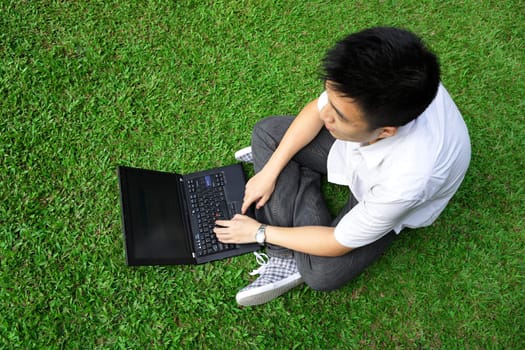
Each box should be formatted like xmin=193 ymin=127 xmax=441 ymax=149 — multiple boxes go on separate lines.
xmin=354 ymin=119 xmax=416 ymax=168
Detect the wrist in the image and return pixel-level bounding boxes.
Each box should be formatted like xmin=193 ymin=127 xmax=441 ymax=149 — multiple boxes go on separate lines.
xmin=260 ymin=165 xmax=281 ymax=181
xmin=255 ymin=224 xmax=267 ymax=245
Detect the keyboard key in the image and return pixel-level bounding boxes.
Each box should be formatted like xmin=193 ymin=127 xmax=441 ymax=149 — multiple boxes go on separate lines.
xmin=188 ymin=172 xmax=236 ymax=257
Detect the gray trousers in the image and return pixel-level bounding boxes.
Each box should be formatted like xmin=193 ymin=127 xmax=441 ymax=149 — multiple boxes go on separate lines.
xmin=251 ymin=116 xmax=397 ymax=291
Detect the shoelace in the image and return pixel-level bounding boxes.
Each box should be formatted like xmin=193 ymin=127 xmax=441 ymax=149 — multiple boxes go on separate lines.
xmin=248 ymin=251 xmax=269 ymax=276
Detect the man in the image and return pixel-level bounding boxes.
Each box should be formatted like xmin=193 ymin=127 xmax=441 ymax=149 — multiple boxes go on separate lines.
xmin=214 ymin=27 xmax=471 ymax=306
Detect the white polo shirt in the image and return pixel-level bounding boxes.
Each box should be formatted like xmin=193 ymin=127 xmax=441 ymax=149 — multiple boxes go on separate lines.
xmin=318 ymin=84 xmax=471 ymax=248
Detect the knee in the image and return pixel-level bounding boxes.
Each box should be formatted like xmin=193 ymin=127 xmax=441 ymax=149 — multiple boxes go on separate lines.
xmin=251 ymin=118 xmax=274 ymax=148
xmin=298 ymin=266 xmax=349 ymax=292
xmin=251 ymin=116 xmax=294 ymax=149
xmin=304 ymin=279 xmax=341 ymax=292
xmin=253 ymin=116 xmax=278 ymax=133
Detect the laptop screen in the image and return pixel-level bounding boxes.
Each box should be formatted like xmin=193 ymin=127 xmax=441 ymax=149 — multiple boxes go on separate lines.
xmin=119 ymin=167 xmax=194 ymax=265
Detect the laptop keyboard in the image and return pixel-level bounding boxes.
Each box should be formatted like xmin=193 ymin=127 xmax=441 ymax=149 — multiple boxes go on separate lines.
xmin=187 ymin=173 xmax=237 ymax=257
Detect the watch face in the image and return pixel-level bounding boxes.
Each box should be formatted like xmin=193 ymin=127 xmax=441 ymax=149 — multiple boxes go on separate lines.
xmin=256 ymin=226 xmax=265 ymax=244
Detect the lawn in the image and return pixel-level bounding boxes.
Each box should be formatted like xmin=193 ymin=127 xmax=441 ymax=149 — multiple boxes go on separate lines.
xmin=1 ymin=0 xmax=524 ymax=348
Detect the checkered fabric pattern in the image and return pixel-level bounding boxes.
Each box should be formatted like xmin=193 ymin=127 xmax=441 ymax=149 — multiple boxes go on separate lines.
xmin=239 ymin=252 xmax=299 ymax=291
xmin=234 ymin=146 xmax=253 ymax=163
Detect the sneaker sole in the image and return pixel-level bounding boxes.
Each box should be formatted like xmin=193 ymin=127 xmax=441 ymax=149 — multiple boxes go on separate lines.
xmin=236 ymin=273 xmax=303 ymax=306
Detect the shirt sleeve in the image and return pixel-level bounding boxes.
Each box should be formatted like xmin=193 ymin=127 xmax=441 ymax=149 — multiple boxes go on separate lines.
xmin=317 ymin=91 xmax=328 ymax=111
xmin=334 ymin=197 xmax=419 ymax=248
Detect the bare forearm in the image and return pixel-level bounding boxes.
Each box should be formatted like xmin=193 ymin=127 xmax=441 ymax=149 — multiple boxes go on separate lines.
xmin=215 ymin=215 xmax=351 ymax=257
xmin=265 ymin=225 xmax=352 ymax=257
xmin=263 ymin=99 xmax=324 ymax=177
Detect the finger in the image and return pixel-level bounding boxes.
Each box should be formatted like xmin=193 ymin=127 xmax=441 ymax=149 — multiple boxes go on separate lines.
xmin=214 ymin=219 xmax=230 ymax=227
xmin=242 ymin=196 xmax=258 ymax=214
xmin=217 ymin=235 xmax=232 ymax=244
xmin=214 ymin=229 xmax=234 ymax=243
xmin=255 ymin=195 xmax=269 ymax=210
xmin=214 ymin=230 xmax=227 ymax=242
xmin=213 ymin=226 xmax=228 ymax=236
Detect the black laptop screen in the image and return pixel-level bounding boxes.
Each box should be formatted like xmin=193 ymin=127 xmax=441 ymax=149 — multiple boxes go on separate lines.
xmin=120 ymin=167 xmax=193 ymax=264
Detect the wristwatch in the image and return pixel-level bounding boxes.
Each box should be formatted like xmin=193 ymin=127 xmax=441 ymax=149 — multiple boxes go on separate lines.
xmin=255 ymin=224 xmax=267 ymax=245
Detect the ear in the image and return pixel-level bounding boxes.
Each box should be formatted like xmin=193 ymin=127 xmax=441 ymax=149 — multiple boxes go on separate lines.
xmin=377 ymin=126 xmax=398 ymax=139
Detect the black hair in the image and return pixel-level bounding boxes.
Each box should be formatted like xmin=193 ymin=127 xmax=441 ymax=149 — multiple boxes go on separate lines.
xmin=321 ymin=27 xmax=440 ymax=130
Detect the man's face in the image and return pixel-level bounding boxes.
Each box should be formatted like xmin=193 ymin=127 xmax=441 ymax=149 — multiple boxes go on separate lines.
xmin=319 ymin=82 xmax=386 ymax=144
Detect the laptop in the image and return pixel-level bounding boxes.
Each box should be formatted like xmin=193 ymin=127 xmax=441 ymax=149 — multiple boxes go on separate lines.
xmin=117 ymin=164 xmax=259 ymax=266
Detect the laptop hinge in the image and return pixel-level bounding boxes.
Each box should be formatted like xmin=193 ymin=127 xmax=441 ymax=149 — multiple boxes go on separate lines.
xmin=177 ymin=176 xmax=196 ymax=260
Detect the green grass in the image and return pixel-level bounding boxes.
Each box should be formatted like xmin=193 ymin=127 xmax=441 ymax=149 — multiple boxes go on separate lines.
xmin=1 ymin=0 xmax=524 ymax=348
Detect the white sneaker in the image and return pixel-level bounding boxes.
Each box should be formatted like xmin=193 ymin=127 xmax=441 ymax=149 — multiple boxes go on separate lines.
xmin=236 ymin=252 xmax=303 ymax=306
xmin=234 ymin=146 xmax=253 ymax=163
